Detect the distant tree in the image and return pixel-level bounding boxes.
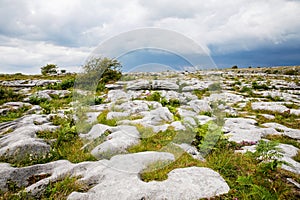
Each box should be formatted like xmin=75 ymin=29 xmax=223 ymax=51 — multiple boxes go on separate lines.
xmin=61 ymin=69 xmax=66 ymax=74
xmin=80 ymin=57 xmax=122 ymax=92
xmin=41 ymin=64 xmax=57 ymax=75
xmin=231 ymin=65 xmax=238 ymax=69
xmin=248 ymin=66 xmax=252 ymax=68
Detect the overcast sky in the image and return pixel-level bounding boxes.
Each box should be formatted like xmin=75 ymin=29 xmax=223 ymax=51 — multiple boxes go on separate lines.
xmin=0 ymin=0 xmax=299 ymax=74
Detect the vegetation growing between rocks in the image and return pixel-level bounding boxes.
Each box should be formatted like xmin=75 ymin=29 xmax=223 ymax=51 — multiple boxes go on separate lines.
xmin=140 ymin=139 xmax=300 ymax=199
xmin=40 ymin=176 xmax=89 ymax=199
xmin=97 ymin=110 xmax=117 ymax=126
xmin=0 ymin=86 xmax=24 ymax=105
xmin=1 ymin=66 xmax=300 ymax=199
xmin=0 ymin=106 xmax=30 ymax=123
xmin=0 ymin=176 xmax=89 ymax=200
xmin=1 ymin=115 xmax=97 ymax=167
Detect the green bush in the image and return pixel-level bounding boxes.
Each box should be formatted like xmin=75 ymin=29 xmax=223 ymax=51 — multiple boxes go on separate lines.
xmin=192 ymin=121 xmax=222 ymax=155
xmin=97 ymin=110 xmax=117 ymax=126
xmin=284 ymin=69 xmax=298 ymax=75
xmin=46 ymin=77 xmax=75 ymax=90
xmin=41 ymin=64 xmax=57 ymax=75
xmin=0 ymin=106 xmax=30 ymax=123
xmin=0 ymin=86 xmax=24 ymax=105
xmin=252 ymin=81 xmax=269 ymax=90
xmin=146 ymin=91 xmax=161 ymax=102
xmin=77 ymin=56 xmax=122 ymax=92
xmin=208 ymin=82 xmax=222 ymax=91
xmin=193 ymin=88 xmax=209 ymax=99
xmin=41 ymin=176 xmax=89 ymax=199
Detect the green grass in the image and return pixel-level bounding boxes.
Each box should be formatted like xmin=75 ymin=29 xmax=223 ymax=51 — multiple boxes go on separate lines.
xmin=1 ymin=116 xmax=96 ymax=167
xmin=29 ymin=92 xmax=72 ymax=114
xmin=97 ymin=110 xmax=117 ymax=126
xmin=0 ymin=106 xmax=30 ymax=123
xmin=0 ymin=86 xmax=24 ymax=105
xmin=256 ymin=112 xmax=300 ymax=129
xmin=193 ymin=88 xmax=210 ymax=99
xmin=41 ymin=176 xmax=89 ymax=200
xmin=139 ymin=138 xmax=300 ymax=199
xmin=140 ymin=153 xmax=205 ymax=182
xmin=265 ymin=135 xmax=300 ymax=149
xmin=0 ymin=176 xmax=89 ymax=200
xmin=128 ymin=127 xmax=177 ymax=152
xmin=0 ymin=73 xmax=75 ymax=81
xmin=240 ymin=102 xmax=300 ymax=129
xmin=37 ymin=116 xmax=96 ymax=164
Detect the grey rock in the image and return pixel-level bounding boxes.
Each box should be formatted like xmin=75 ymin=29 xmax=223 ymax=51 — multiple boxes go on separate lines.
xmin=113 ymin=100 xmax=152 ymax=114
xmin=290 ymin=109 xmax=300 ymax=116
xmin=80 ymin=124 xmax=111 ymax=140
xmin=152 ymin=80 xmax=179 ymax=90
xmin=171 ymin=121 xmax=186 ymax=131
xmin=189 ymin=99 xmax=211 ymax=113
xmin=287 ymin=178 xmax=300 ymax=189
xmin=107 ymin=90 xmax=131 ymax=102
xmin=223 ymin=118 xmax=278 ymax=143
xmin=196 ymin=115 xmax=213 ymax=125
xmin=0 ymin=114 xmax=58 ymax=162
xmin=144 ymin=107 xmax=174 ymax=125
xmin=27 ymin=90 xmax=71 ymax=101
xmin=85 ymin=112 xmax=101 ymax=123
xmin=260 ymin=114 xmax=275 ymax=119
xmin=91 ymin=125 xmax=140 ymax=159
xmin=147 ymin=124 xmax=169 ymax=133
xmin=26 ymin=105 xmax=42 ymax=114
xmin=126 ymin=80 xmax=150 ymax=90
xmin=127 ymin=107 xmax=174 ymax=127
xmin=1 ymin=80 xmax=61 ymax=87
xmin=205 ymin=92 xmax=244 ymax=104
xmin=3 ymin=102 xmax=31 ymax=108
xmin=262 ymin=122 xmax=300 ymax=139
xmin=176 ymin=143 xmax=204 ymax=161
xmin=177 ymin=108 xmax=197 ymax=118
xmin=68 ymin=155 xmax=229 ymax=200
xmin=107 ymin=112 xmax=130 ymax=120
xmin=0 ymin=102 xmax=32 ymax=115
xmin=126 ymin=80 xmax=179 ymax=91
xmin=160 ymin=90 xmax=180 ymax=101
xmin=251 ymin=102 xmax=289 ymax=113
xmin=105 ymin=83 xmax=123 ymax=90
xmin=181 ymin=81 xmax=212 ymax=92
xmin=183 ymin=116 xmax=197 ymax=127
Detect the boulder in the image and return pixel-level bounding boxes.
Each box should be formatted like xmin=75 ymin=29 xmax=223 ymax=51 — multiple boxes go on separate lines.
xmin=143 ymin=107 xmax=174 ymax=125
xmin=91 ymin=125 xmax=140 ymax=159
xmin=189 ymin=100 xmax=211 ymax=113
xmin=80 ymin=124 xmax=111 ymax=140
xmin=171 ymin=121 xmax=186 ymax=131
xmin=152 ymin=80 xmax=179 ymax=90
xmin=0 ymin=114 xmax=58 ymax=163
xmin=223 ymin=118 xmax=278 ymax=143
xmin=251 ymin=102 xmax=289 ymax=113
xmin=126 ymin=80 xmax=179 ymax=90
xmin=262 ymin=122 xmax=300 ymax=139
xmin=205 ymin=92 xmax=244 ymax=104
xmin=107 ymin=90 xmax=129 ymax=102
xmin=126 ymin=80 xmax=150 ymax=90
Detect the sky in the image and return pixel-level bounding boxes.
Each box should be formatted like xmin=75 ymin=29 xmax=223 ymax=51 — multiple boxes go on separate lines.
xmin=0 ymin=0 xmax=299 ymax=74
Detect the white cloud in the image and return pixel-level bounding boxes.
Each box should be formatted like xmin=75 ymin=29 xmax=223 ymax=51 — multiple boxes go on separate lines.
xmin=0 ymin=0 xmax=299 ymax=73
xmin=0 ymin=37 xmax=90 ymax=74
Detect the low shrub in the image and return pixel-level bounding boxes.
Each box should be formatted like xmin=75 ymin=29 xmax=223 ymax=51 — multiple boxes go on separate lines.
xmin=0 ymin=86 xmax=24 ymax=105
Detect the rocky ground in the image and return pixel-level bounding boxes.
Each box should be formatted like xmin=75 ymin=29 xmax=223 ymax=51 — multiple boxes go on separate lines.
xmin=0 ymin=67 xmax=300 ymax=199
